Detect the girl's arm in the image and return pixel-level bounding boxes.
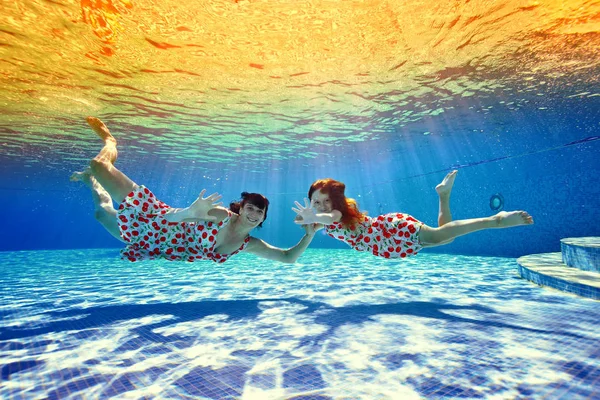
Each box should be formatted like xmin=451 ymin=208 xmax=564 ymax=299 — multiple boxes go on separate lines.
xmin=164 ymin=189 xmax=228 ymax=223
xmin=244 ymin=224 xmax=318 ymax=263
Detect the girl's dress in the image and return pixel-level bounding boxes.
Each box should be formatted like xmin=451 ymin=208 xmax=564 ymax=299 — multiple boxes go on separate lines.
xmin=325 ymin=213 xmax=423 ymax=258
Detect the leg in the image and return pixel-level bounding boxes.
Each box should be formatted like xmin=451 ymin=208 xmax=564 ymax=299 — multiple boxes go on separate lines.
xmin=419 ymin=211 xmax=534 ymax=247
xmin=70 ymin=169 xmax=125 ymax=242
xmin=430 ymin=170 xmax=458 ymax=246
xmin=86 ymin=116 xmax=137 ymax=203
xmin=435 ymin=170 xmax=457 ymax=226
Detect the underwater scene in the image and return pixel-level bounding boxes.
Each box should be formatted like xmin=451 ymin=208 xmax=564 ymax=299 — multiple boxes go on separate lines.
xmin=1 ymin=0 xmax=599 ymax=398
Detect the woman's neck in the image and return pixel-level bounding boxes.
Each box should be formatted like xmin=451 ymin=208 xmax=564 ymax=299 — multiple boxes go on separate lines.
xmin=229 ymin=214 xmax=254 ymax=236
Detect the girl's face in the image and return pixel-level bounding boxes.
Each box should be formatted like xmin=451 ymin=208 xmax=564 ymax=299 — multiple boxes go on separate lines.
xmin=311 ymin=189 xmax=333 ymax=213
xmin=240 ymin=203 xmax=265 ymax=226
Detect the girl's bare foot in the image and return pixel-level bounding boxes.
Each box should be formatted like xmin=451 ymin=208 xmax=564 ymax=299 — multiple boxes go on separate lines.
xmin=86 ymin=116 xmax=117 ymax=146
xmin=493 ymin=211 xmax=534 ymax=228
xmin=436 ymin=170 xmax=458 ymax=197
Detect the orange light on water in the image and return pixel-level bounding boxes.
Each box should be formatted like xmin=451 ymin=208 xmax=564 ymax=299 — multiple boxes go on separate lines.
xmin=0 ymin=0 xmax=598 ymax=167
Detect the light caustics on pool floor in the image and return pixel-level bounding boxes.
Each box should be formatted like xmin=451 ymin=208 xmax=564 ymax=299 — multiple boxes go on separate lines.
xmin=0 ymin=249 xmax=599 ymax=399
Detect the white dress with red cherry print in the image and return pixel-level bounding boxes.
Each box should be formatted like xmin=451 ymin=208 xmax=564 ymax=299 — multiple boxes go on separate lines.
xmin=325 ymin=213 xmax=423 ymax=258
xmin=117 ymin=185 xmax=250 ymax=263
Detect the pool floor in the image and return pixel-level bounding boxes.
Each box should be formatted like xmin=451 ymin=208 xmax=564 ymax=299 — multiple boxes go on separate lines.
xmin=1 ymin=249 xmax=599 ymax=399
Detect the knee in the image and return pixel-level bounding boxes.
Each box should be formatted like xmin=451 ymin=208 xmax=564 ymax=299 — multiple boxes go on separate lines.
xmin=89 ymin=158 xmax=109 ymax=174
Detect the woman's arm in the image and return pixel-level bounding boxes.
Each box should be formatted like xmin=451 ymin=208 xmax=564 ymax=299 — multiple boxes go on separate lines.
xmin=163 ymin=189 xmax=228 ymax=223
xmin=165 ymin=206 xmax=230 ymax=223
xmin=245 ymin=225 xmax=318 ymax=263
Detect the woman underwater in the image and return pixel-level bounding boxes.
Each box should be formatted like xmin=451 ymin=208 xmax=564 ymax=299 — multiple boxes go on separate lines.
xmin=71 ymin=117 xmax=317 ymax=263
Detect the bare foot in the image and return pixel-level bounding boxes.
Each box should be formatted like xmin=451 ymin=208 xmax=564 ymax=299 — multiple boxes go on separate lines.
xmin=493 ymin=211 xmax=534 ymax=228
xmin=86 ymin=116 xmax=117 ymax=146
xmin=436 ymin=170 xmax=458 ymax=196
xmin=70 ymin=169 xmax=92 ymax=186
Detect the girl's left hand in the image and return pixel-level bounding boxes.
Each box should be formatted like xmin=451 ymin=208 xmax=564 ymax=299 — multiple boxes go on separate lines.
xmin=292 ymin=198 xmax=318 ymax=224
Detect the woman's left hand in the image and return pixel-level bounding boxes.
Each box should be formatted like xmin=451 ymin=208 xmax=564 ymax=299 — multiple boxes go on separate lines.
xmin=188 ymin=189 xmax=223 ymax=221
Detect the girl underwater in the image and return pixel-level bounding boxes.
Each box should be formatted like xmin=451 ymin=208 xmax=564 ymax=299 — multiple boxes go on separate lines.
xmin=293 ymin=174 xmax=533 ymax=259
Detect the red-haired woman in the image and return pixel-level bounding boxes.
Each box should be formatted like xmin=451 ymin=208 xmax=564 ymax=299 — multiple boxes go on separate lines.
xmin=293 ymin=175 xmax=533 ymax=259
xmin=71 ymin=117 xmax=317 ymax=263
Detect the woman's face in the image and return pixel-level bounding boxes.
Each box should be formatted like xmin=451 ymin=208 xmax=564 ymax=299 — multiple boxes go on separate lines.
xmin=311 ymin=189 xmax=333 ymax=213
xmin=240 ymin=202 xmax=265 ymax=226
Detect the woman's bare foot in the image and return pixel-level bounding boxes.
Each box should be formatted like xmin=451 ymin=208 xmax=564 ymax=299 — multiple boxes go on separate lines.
xmin=70 ymin=168 xmax=92 ymax=186
xmin=436 ymin=170 xmax=458 ymax=197
xmin=87 ymin=116 xmax=118 ymax=164
xmin=493 ymin=211 xmax=534 ymax=228
xmin=86 ymin=116 xmax=117 ymax=145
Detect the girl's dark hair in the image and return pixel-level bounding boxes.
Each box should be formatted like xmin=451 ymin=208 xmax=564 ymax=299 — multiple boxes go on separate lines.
xmin=229 ymin=192 xmax=270 ymax=227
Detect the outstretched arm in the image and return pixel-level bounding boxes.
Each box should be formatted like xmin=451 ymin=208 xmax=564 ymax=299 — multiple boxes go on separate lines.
xmin=245 ymin=224 xmax=319 ymax=263
xmin=164 ymin=189 xmax=227 ymax=223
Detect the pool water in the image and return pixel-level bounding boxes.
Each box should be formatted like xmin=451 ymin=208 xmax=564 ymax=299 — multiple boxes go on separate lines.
xmin=1 ymin=249 xmax=598 ymax=399
xmin=1 ymin=1 xmax=599 ymax=398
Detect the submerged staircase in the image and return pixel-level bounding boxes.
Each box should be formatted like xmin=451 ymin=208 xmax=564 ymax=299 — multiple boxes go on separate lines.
xmin=517 ymin=237 xmax=600 ymax=300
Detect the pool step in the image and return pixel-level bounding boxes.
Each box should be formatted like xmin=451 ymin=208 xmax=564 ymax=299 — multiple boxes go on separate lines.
xmin=560 ymin=237 xmax=600 ymax=272
xmin=517 ymin=237 xmax=600 ymax=300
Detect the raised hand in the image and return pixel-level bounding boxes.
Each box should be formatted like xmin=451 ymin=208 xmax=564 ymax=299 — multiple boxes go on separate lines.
xmin=292 ymin=198 xmax=318 ymax=225
xmin=188 ymin=189 xmax=223 ymax=221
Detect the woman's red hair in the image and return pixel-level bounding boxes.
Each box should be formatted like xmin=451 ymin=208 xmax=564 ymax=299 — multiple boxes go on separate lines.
xmin=308 ymin=178 xmax=366 ymax=228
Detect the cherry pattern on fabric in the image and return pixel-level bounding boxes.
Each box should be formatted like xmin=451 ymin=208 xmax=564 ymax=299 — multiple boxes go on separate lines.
xmin=326 ymin=213 xmax=423 ymax=259
xmin=117 ymin=186 xmax=250 ymax=263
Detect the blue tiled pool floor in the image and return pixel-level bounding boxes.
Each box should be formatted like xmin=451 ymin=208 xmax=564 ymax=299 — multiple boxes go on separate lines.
xmin=1 ymin=249 xmax=599 ymax=399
